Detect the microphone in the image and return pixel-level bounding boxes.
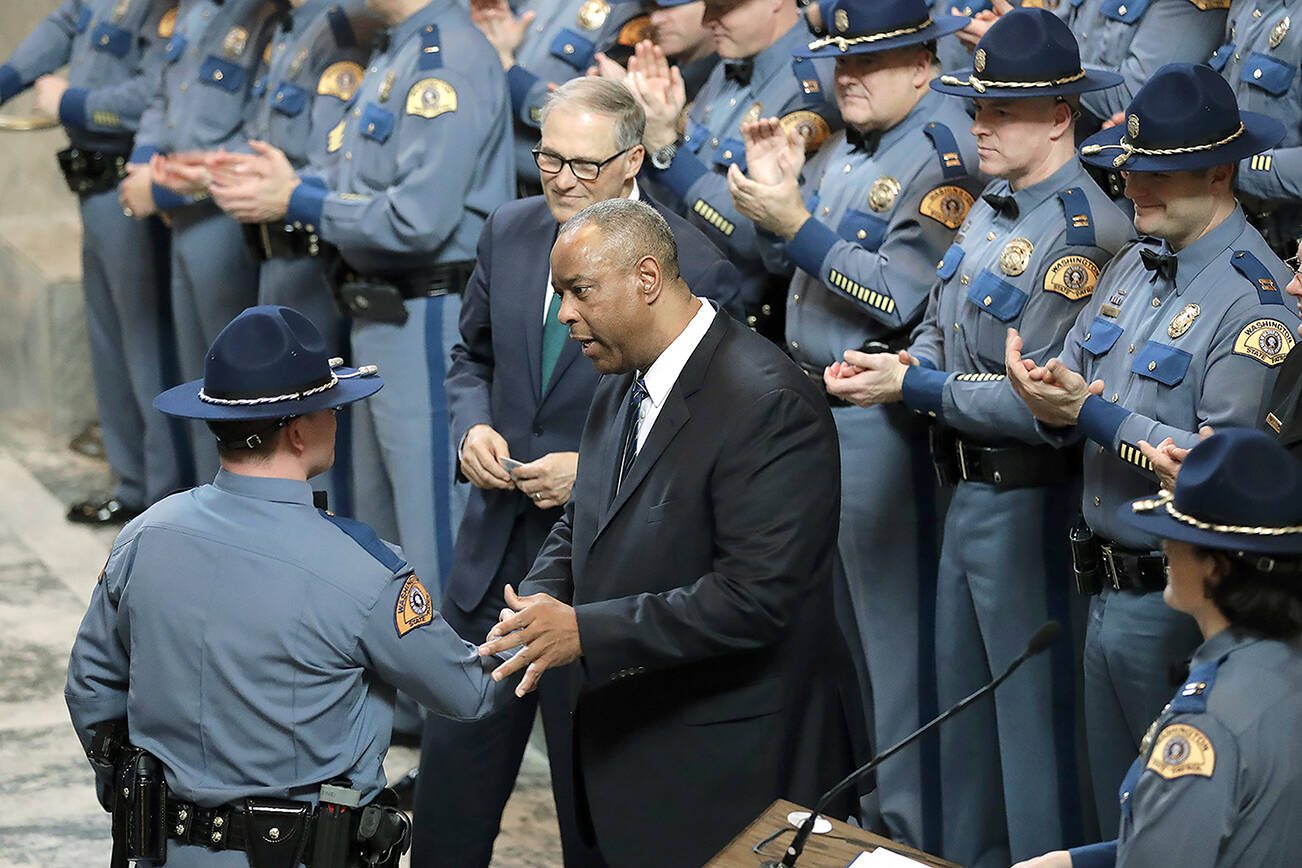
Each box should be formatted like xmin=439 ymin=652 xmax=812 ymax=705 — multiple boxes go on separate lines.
xmin=766 ymin=620 xmax=1062 ymax=868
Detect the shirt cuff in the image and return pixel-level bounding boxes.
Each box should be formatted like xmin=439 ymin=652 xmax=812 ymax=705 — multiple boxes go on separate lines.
xmin=58 ymin=86 xmax=90 ymax=128
xmin=129 ymin=144 xmax=160 ymax=164
xmin=1069 ymin=841 xmax=1118 ymax=868
xmin=150 ymin=183 xmax=190 ymax=212
xmin=0 ymin=64 xmax=23 ymax=103
xmin=506 ymin=65 xmax=539 ymax=118
xmin=786 ymin=217 xmax=838 ymax=279
xmin=902 ymin=366 xmax=948 ymax=416
xmin=915 ymin=356 xmax=937 ymax=370
xmin=1077 ymin=393 xmax=1129 ymax=449
xmin=287 ymin=181 xmax=327 ymax=228
xmin=650 ymin=148 xmax=709 ymax=200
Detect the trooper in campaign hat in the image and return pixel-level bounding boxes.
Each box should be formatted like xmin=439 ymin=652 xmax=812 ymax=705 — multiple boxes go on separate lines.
xmin=797 ymin=0 xmax=970 ymax=59
xmin=1004 ymin=62 xmax=1296 ymax=842
xmin=1017 ymin=429 xmax=1302 ymax=868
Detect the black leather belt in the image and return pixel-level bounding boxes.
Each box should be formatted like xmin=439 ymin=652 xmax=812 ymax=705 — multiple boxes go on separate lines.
xmin=243 ymin=221 xmax=326 ymax=261
xmin=799 ymin=364 xmax=850 ymax=408
xmin=932 ymin=429 xmax=1079 ymax=487
xmin=1097 ymin=537 xmax=1167 ymax=592
xmin=343 ymin=261 xmax=475 ymax=300
xmin=56 ymin=146 xmax=128 ymax=196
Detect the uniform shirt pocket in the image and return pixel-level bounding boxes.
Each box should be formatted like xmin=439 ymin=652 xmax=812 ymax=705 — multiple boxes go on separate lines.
xmin=90 ymin=23 xmax=133 ymax=58
xmin=1131 ymin=342 xmax=1192 ymax=386
xmin=1100 ymin=0 xmax=1150 ymax=24
xmin=1081 ymin=316 xmax=1124 ymax=357
xmin=198 ymin=56 xmax=246 ymax=93
xmin=549 ymin=28 xmax=595 ymax=71
xmin=359 ymin=102 xmax=395 ymax=144
xmin=966 ymin=268 xmax=1028 ymax=323
xmin=1241 ymin=52 xmax=1297 ymax=97
xmin=271 ymin=82 xmax=308 ymax=116
xmin=836 ymin=209 xmax=888 ymax=251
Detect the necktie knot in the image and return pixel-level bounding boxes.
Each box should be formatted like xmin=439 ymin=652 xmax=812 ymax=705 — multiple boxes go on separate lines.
xmin=982 ymin=192 xmax=1019 ymax=219
xmin=724 ymin=59 xmax=754 ymax=86
xmin=629 ymin=376 xmax=649 ymax=409
xmin=1140 ymin=247 xmax=1179 ymax=283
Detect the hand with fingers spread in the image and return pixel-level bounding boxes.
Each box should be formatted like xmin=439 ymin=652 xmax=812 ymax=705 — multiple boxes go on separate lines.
xmin=459 ymin=424 xmax=515 ymax=490
xmin=624 ymin=40 xmax=685 ymax=151
xmin=1139 ymin=425 xmax=1215 ymax=491
xmin=469 ymin=0 xmax=535 ymax=70
xmin=726 ymin=118 xmax=809 ymax=238
xmin=1005 ymin=327 xmax=1105 ymax=428
xmin=479 ymin=584 xmax=581 ymax=698
xmin=208 ymin=140 xmax=299 ymax=223
xmin=823 ymin=348 xmax=917 ymax=406
xmin=511 ymin=451 xmax=578 ymax=510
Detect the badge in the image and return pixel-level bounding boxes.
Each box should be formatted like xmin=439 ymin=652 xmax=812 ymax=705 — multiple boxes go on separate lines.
xmin=1145 ymin=724 xmax=1215 ymax=780
xmin=158 ymin=7 xmax=176 ymax=39
xmin=835 ymin=9 xmax=849 ymax=32
xmin=617 ymin=15 xmax=652 ymax=46
xmin=378 ymin=70 xmax=395 ymax=102
xmin=974 ymin=48 xmax=987 ymax=73
xmin=263 ymin=41 xmax=274 ymax=66
xmin=577 ymin=0 xmax=610 ymax=30
xmin=919 ymin=185 xmax=975 ymax=229
xmin=743 ymin=101 xmax=763 ymax=124
xmin=318 ymin=61 xmax=364 ymax=101
xmin=1270 ymin=15 xmax=1291 ymax=48
xmin=1233 ymin=318 xmax=1295 ymax=367
xmin=779 ymin=110 xmax=830 ymax=153
xmin=112 ymin=0 xmax=130 ymax=23
xmin=999 ymin=238 xmax=1034 ymax=277
xmin=1167 ymin=303 xmax=1201 ymax=338
xmin=406 ymin=77 xmax=457 ymax=119
xmin=801 ymin=78 xmax=821 ymax=95
xmin=1127 ymin=114 xmax=1140 ymax=139
xmin=289 ymin=47 xmax=309 ymax=77
xmin=868 ymin=176 xmax=902 ymax=213
xmin=223 ymin=26 xmax=249 ymax=59
xmin=394 ymin=574 xmax=434 ymax=636
xmin=326 ymin=118 xmax=346 ymax=153
xmin=1043 ymin=255 xmax=1100 ymax=300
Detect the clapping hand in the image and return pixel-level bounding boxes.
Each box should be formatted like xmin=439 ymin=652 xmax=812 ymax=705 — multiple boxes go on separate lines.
xmin=469 ymin=0 xmax=535 ymax=70
xmin=955 ymin=0 xmax=1013 ymax=50
xmin=1005 ymin=328 xmax=1103 ymax=427
xmin=726 ymin=118 xmax=809 ymax=239
xmin=624 ymin=40 xmax=685 ymax=151
xmin=207 ymin=141 xmax=299 ymax=224
xmin=1139 ymin=426 xmax=1215 ymax=491
xmin=823 ymin=349 xmax=919 ymax=406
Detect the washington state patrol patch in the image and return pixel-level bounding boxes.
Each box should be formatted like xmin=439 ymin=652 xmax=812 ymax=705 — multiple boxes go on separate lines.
xmin=406 ymin=78 xmax=457 ymax=118
xmin=779 ymin=110 xmax=829 ymax=153
xmin=395 ymin=574 xmax=434 ymax=636
xmin=1145 ymin=723 xmax=1215 ymax=780
xmin=920 ymin=185 xmax=974 ymax=229
xmin=158 ymin=7 xmax=177 ymax=38
xmin=617 ymin=14 xmax=652 ymax=46
xmin=318 ymin=61 xmax=364 ymax=101
xmin=1233 ymin=318 xmax=1295 ymax=367
xmin=1043 ymin=255 xmax=1099 ymax=300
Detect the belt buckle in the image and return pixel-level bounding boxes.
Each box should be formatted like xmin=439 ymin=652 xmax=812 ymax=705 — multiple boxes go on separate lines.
xmin=1099 ymin=542 xmax=1122 ymax=591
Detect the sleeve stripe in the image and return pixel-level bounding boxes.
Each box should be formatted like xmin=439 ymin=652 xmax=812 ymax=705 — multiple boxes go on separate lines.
xmin=828 ymin=268 xmax=895 ymax=315
xmin=954 ymin=372 xmax=1005 ymax=382
xmin=691 ymin=199 xmax=735 ymax=237
xmin=1118 ymin=441 xmax=1155 ymax=473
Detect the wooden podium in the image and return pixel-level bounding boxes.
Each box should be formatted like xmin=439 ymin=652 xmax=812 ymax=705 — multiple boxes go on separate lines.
xmin=708 ymin=799 xmax=959 ymax=868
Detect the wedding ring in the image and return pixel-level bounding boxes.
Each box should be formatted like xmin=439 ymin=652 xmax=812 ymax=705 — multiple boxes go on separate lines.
xmin=532 ymin=492 xmax=541 ymax=501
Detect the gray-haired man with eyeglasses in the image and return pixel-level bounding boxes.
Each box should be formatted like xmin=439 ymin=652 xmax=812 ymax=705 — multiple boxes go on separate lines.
xmin=411 ymin=77 xmax=740 ymax=868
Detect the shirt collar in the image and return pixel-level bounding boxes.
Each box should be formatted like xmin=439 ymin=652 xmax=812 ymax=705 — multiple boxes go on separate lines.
xmin=1191 ymin=626 xmax=1261 ymax=669
xmin=213 ymin=468 xmax=316 ymax=506
xmin=639 ymin=299 xmax=717 ymax=409
xmin=1171 ymin=206 xmax=1249 ymax=296
xmin=999 ymin=157 xmax=1086 ymax=217
xmin=386 ymin=0 xmax=439 ymax=54
xmin=874 ymin=88 xmax=942 ymax=155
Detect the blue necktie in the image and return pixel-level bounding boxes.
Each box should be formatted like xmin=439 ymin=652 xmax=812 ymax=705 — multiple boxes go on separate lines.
xmin=617 ymin=376 xmax=649 ymax=491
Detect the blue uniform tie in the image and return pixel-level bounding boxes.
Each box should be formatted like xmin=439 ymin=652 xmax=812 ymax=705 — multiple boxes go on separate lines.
xmin=617 ymin=376 xmax=649 ymax=491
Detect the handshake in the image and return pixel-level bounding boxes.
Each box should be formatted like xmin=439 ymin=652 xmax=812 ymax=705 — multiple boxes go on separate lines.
xmin=478 ymin=584 xmax=582 ymax=699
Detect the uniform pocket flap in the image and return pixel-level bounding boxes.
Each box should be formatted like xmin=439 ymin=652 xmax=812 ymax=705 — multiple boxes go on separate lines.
xmin=549 ymin=28 xmax=595 ymax=70
xmin=1241 ymin=52 xmax=1297 ymax=97
xmin=711 ymin=137 xmax=746 ymax=171
xmin=937 ymin=243 xmax=965 ymax=279
xmin=680 ymin=677 xmax=786 ymax=725
xmin=165 ymin=35 xmax=188 ymax=62
xmin=1207 ymin=43 xmax=1234 ymax=73
xmin=1131 ymin=342 xmax=1192 ymax=386
xmin=836 ymin=209 xmax=888 ymax=250
xmin=359 ymin=102 xmax=394 ymax=143
xmin=1100 ymin=0 xmax=1150 ymax=24
xmin=1081 ymin=316 xmax=1124 ymax=356
xmin=271 ymin=82 xmax=308 ymax=116
xmin=90 ymin=23 xmax=133 ymax=58
xmin=966 ymin=269 xmax=1027 ymax=323
xmin=198 ymin=56 xmax=246 ymax=93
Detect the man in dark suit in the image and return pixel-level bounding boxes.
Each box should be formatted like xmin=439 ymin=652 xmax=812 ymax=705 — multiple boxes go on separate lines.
xmin=411 ymin=78 xmax=740 ymax=867
xmin=478 ymin=198 xmax=857 ymax=867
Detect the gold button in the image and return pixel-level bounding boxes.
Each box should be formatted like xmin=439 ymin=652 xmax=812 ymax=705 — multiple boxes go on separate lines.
xmin=100 ymin=35 xmax=110 ymax=45
xmin=1128 ymin=343 xmax=1135 ymax=353
xmin=1085 ymin=332 xmax=1092 ymax=341
xmin=954 ymin=323 xmax=960 ymax=332
xmin=1118 ymin=4 xmax=1127 ymax=13
xmin=728 ymin=97 xmax=736 ymax=106
xmin=983 ymin=295 xmax=993 ymax=305
xmin=842 ymin=164 xmax=852 ymax=173
xmin=563 ymin=44 xmax=574 ymax=54
xmin=1148 ymin=361 xmax=1157 ymax=372
xmin=276 ymin=93 xmax=283 ymax=102
xmin=1110 ymin=393 xmax=1119 ymax=402
xmin=213 ymin=69 xmax=224 ymax=81
xmin=180 ymin=82 xmax=189 ymax=92
xmin=345 ymin=151 xmax=352 ymax=160
xmin=1253 ymin=8 xmax=1262 ymax=17
xmin=960 ymin=274 xmax=970 ymax=285
xmin=986 ymin=231 xmax=996 ymax=241
xmin=792 ymin=294 xmax=799 ymax=302
xmin=723 ymin=150 xmax=732 ymax=159
xmin=710 ymin=137 xmax=719 ymax=147
xmin=1094 ymin=496 xmax=1102 ymax=507
xmin=1151 ymin=297 xmax=1161 ymax=307
xmin=367 ymin=123 xmax=375 ymax=133
xmin=856 ymin=229 xmax=867 ymax=239
xmin=822 ymin=207 xmax=830 ymax=216
xmin=1254 ymin=69 xmax=1263 ymax=79
xmin=791 ymin=340 xmax=800 ymax=350
xmin=353 ymin=108 xmax=361 ymax=117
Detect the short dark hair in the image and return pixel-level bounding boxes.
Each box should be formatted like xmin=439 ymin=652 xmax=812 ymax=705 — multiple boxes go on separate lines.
xmin=207 ymin=418 xmax=289 ymax=460
xmin=1207 ymin=552 xmax=1302 ymax=639
xmin=559 ymin=198 xmax=681 ymax=282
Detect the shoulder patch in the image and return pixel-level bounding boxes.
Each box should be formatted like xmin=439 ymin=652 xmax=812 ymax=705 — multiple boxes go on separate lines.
xmin=922 ymin=122 xmax=967 ymax=179
xmin=318 ymin=509 xmax=405 ymax=572
xmin=394 ymin=574 xmax=434 ymax=636
xmin=1056 ymin=187 xmax=1096 ymax=246
xmin=318 ymin=61 xmax=364 ymax=101
xmin=1233 ymin=318 xmax=1295 ymax=367
xmin=1186 ymin=0 xmax=1229 ymax=9
xmin=920 ymin=185 xmax=974 ymax=229
xmin=1044 ymin=255 xmax=1100 ymax=300
xmin=1146 ymin=723 xmax=1215 ymax=780
xmin=158 ymin=6 xmax=177 ymax=39
xmin=1229 ymin=249 xmax=1285 ymax=305
xmin=406 ymin=77 xmax=456 ymax=118
xmin=617 ymin=14 xmax=652 ymax=46
xmin=780 ymin=110 xmax=830 ymax=153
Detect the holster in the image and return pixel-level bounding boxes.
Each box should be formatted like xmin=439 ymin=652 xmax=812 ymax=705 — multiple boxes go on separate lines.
xmin=112 ymin=749 xmax=167 ymax=865
xmin=241 ymin=798 xmax=311 ymax=868
xmin=1069 ymin=514 xmax=1103 ymax=596
xmin=928 ymin=423 xmax=960 ymax=487
xmin=353 ymin=804 xmax=411 ymax=868
xmin=56 ymin=146 xmax=128 ymax=196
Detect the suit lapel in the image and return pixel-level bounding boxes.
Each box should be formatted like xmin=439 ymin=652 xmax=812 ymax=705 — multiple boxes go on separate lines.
xmin=522 ymin=206 xmax=559 ymax=402
xmin=541 ymin=337 xmax=581 ymax=401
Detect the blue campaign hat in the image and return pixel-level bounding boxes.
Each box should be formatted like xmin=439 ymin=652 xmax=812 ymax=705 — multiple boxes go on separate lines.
xmin=930 ymin=7 xmax=1122 ymax=99
xmin=1080 ymin=63 xmax=1285 ymax=173
xmin=1121 ymin=429 xmax=1302 ymax=559
xmin=796 ymin=0 xmax=969 ymax=59
xmin=651 ymin=0 xmax=697 ymax=6
xmin=154 ymin=305 xmax=383 ymax=421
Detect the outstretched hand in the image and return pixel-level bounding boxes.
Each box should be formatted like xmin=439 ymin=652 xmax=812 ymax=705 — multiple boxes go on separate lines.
xmin=1005 ymin=328 xmax=1102 ymax=428
xmin=479 ymin=585 xmax=582 ymax=698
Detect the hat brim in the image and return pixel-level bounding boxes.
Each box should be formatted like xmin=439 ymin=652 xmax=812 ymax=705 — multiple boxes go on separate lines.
xmin=1080 ymin=110 xmax=1286 ymax=172
xmin=153 ymin=367 xmax=384 ymax=421
xmin=1119 ymin=498 xmax=1302 ymax=557
xmin=794 ymin=15 xmax=970 ymax=59
xmin=929 ymin=65 xmax=1123 ymax=98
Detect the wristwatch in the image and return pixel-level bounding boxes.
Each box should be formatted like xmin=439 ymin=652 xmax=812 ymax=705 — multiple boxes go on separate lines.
xmin=649 ymin=142 xmax=677 ymax=171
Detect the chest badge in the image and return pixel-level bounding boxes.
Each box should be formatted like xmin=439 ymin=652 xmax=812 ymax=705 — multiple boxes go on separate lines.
xmin=1270 ymin=15 xmax=1291 ymax=48
xmin=868 ymin=176 xmax=901 ymax=213
xmin=577 ymin=0 xmax=611 ymax=30
xmin=378 ymin=70 xmax=396 ymax=102
xmin=999 ymin=237 xmax=1034 ymax=277
xmin=974 ymin=48 xmax=987 ymax=73
xmin=1167 ymin=303 xmax=1201 ymax=338
xmin=223 ymin=26 xmax=249 ymax=59
xmin=834 ymin=9 xmax=849 ymax=32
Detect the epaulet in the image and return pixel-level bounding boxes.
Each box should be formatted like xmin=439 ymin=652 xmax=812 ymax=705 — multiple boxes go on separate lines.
xmin=318 ymin=509 xmax=405 ymax=572
xmin=1056 ymin=187 xmax=1096 ymax=247
xmin=327 ymin=3 xmax=357 ymax=48
xmin=418 ymin=23 xmax=442 ymax=70
xmin=790 ymin=57 xmax=825 ymax=104
xmin=922 ymin=121 xmax=967 ymax=179
xmin=1186 ymin=0 xmax=1229 ymax=10
xmin=1229 ymin=249 xmax=1285 ymax=305
xmin=1169 ymin=658 xmax=1222 ymax=715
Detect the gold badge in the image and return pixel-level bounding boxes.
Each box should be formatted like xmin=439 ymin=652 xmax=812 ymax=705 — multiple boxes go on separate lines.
xmin=999 ymin=238 xmax=1034 ymax=276
xmin=394 ymin=574 xmax=434 ymax=637
xmin=222 ymin=26 xmax=249 ymax=59
xmin=577 ymin=0 xmax=611 ymax=30
xmin=1167 ymin=303 xmax=1201 ymax=338
xmin=406 ymin=77 xmax=457 ymax=119
xmin=1270 ymin=15 xmax=1291 ymax=48
xmin=743 ymin=101 xmax=763 ymax=124
xmin=1233 ymin=318 xmax=1295 ymax=367
xmin=919 ymin=185 xmax=975 ymax=229
xmin=1043 ymin=255 xmax=1100 ymax=300
xmin=326 ymin=118 xmax=346 ymax=153
xmin=158 ymin=6 xmax=177 ymax=39
xmin=835 ymin=9 xmax=850 ymax=32
xmin=974 ymin=48 xmax=987 ymax=73
xmin=779 ymin=110 xmax=830 ymax=153
xmin=1146 ymin=724 xmax=1215 ymax=780
xmin=617 ymin=15 xmax=652 ymax=46
xmin=378 ymin=70 xmax=395 ymax=102
xmin=1127 ymin=114 xmax=1140 ymax=139
xmin=289 ymin=47 xmax=309 ymax=77
xmin=868 ymin=176 xmax=902 ymax=213
xmin=112 ymin=0 xmax=130 ymax=23
xmin=318 ymin=61 xmax=364 ymax=101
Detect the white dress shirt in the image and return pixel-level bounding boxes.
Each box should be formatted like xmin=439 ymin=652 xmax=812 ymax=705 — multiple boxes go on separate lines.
xmin=634 ymin=298 xmax=717 ymax=453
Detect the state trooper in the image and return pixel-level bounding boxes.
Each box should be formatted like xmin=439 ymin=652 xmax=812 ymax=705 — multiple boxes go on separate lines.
xmin=726 ymin=0 xmax=981 ymax=850
xmin=1017 ymin=429 xmax=1302 ymax=868
xmin=209 ymin=0 xmax=514 ymax=612
xmin=0 ymin=0 xmax=187 ymax=525
xmin=626 ymin=0 xmax=842 ymax=337
xmin=1211 ymin=0 xmax=1302 ymax=259
xmin=468 ymin=0 xmax=647 ymax=191
xmin=824 ymin=10 xmax=1134 ymax=865
xmin=119 ymin=0 xmax=284 ymax=484
xmin=65 ymin=305 xmax=521 ymax=867
xmin=1004 ymin=63 xmax=1296 ymax=842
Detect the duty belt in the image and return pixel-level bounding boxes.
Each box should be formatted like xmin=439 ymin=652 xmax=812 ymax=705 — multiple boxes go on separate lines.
xmin=1097 ymin=537 xmax=1167 ymax=592
xmin=799 ymin=364 xmax=850 ymax=408
xmin=931 ymin=428 xmax=1080 ymax=488
xmin=56 ymin=146 xmax=128 ymax=196
xmin=339 ymin=261 xmax=474 ymax=301
xmin=244 ymin=221 xmax=328 ymax=261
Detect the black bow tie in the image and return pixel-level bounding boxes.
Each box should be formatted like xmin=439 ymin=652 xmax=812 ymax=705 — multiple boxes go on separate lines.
xmin=723 ymin=59 xmax=754 ymax=86
xmin=982 ymin=192 xmax=1019 ymax=219
xmin=1140 ymin=248 xmax=1179 ymax=283
xmin=846 ymin=127 xmax=881 ymax=156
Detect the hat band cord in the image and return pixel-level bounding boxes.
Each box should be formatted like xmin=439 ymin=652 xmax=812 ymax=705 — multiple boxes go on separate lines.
xmin=938 ymin=67 xmax=1087 ymax=94
xmin=1081 ymin=122 xmax=1246 ymax=168
xmin=1131 ymin=490 xmax=1302 ymax=537
xmin=200 ymin=373 xmax=339 ymax=406
xmin=807 ymin=16 xmax=934 ymax=52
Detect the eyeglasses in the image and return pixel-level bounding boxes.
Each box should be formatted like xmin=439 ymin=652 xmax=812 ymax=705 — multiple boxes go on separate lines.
xmin=532 ymin=145 xmax=633 ymax=182
xmin=1285 ymin=252 xmax=1301 ymax=277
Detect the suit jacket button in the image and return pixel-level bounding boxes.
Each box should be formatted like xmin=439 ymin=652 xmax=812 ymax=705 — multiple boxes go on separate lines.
xmin=533 ymin=426 xmax=543 ymax=436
